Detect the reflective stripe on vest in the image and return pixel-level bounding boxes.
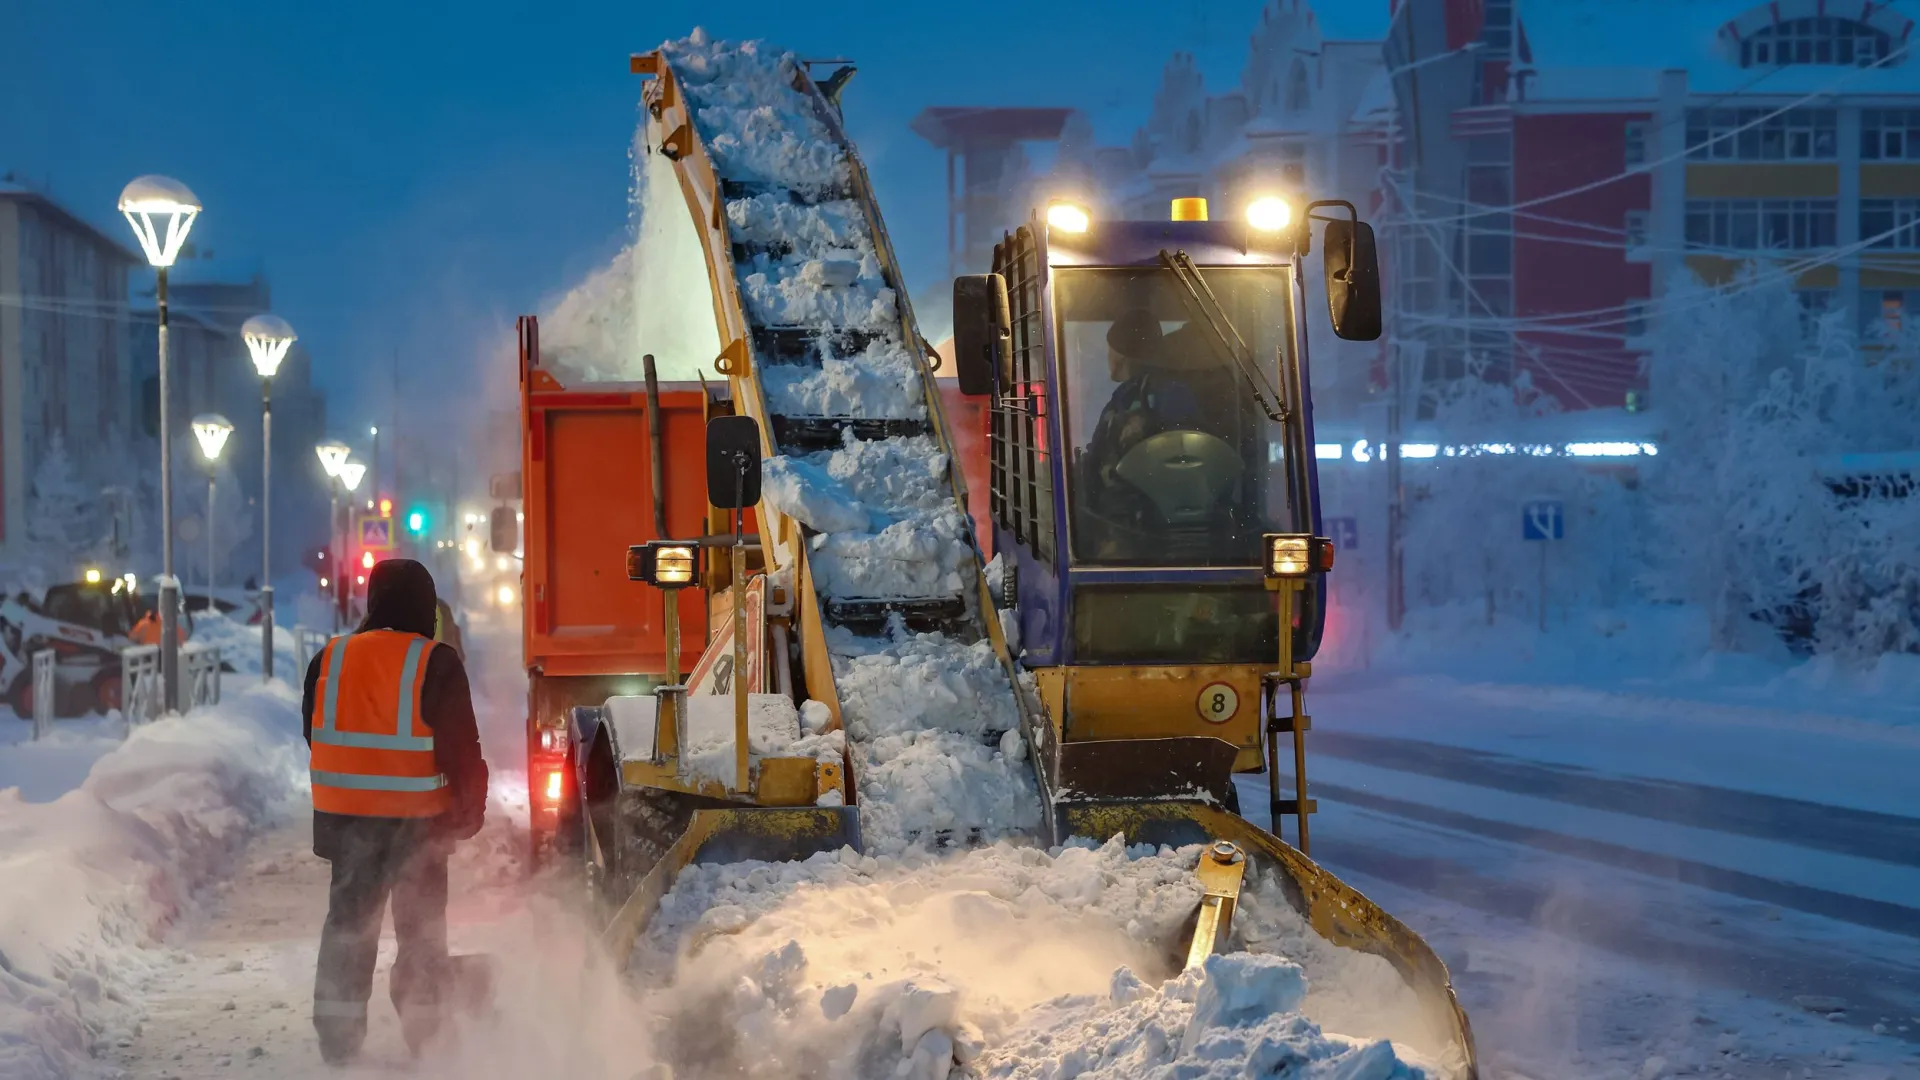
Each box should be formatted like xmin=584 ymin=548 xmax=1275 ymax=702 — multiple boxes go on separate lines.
xmin=309 ymin=631 xmax=449 ymax=818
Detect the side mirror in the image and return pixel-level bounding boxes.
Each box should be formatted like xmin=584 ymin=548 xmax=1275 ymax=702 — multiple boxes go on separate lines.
xmin=1323 ymin=218 xmax=1383 ymax=342
xmin=488 ymin=506 xmax=517 ymax=553
xmin=951 ymin=274 xmax=1010 ymax=396
xmin=706 ymin=415 xmax=762 ymax=509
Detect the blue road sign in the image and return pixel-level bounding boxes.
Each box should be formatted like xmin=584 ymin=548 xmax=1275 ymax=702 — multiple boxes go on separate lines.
xmin=1522 ymin=500 xmax=1564 ymax=541
xmin=1326 ymin=517 xmax=1359 ymax=551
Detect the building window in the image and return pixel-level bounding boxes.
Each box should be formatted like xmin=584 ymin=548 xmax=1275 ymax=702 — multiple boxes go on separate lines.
xmin=1624 ymin=210 xmax=1649 ymax=250
xmin=1862 ymin=290 xmax=1906 ymax=338
xmin=1861 ymin=199 xmax=1920 ymax=249
xmin=1797 ymin=289 xmax=1835 ymax=332
xmin=1739 ymin=17 xmax=1895 ymax=68
xmin=1684 ymin=199 xmax=1838 ymax=251
xmin=1862 ymin=109 xmax=1920 ymax=160
xmin=1686 ymin=108 xmax=1837 ymax=160
xmin=1624 ymin=122 xmax=1648 ymax=168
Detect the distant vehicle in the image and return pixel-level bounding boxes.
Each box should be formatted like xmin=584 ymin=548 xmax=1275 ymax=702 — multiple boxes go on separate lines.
xmin=1 ymin=579 xmax=142 ymax=717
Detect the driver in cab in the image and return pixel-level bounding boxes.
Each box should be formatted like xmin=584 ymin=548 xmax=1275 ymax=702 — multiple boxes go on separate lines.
xmin=1080 ymin=308 xmax=1239 ymax=557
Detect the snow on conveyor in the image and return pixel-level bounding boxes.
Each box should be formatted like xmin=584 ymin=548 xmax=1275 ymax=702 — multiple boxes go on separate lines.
xmin=658 ymin=31 xmax=1040 ymax=854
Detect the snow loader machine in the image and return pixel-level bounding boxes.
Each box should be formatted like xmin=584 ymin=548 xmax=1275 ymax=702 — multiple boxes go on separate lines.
xmin=524 ymin=43 xmax=1474 ymax=1074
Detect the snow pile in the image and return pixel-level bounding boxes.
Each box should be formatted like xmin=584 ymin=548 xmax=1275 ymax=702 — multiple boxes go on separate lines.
xmin=661 ymin=31 xmax=852 ymax=191
xmin=978 ymin=953 xmax=1431 ymax=1079
xmin=829 ymin=628 xmax=1039 ymax=851
xmin=726 ymin=194 xmax=865 ymax=250
xmin=760 ymin=335 xmax=928 ymax=420
xmin=766 ymin=436 xmax=975 ymax=602
xmin=737 ymin=249 xmax=899 ymax=330
xmin=185 ymin=611 xmax=300 ymax=682
xmin=0 ymin=685 xmax=303 ymax=1080
xmin=605 ymin=692 xmax=844 ymax=793
xmin=634 ymin=837 xmax=1447 ymax=1079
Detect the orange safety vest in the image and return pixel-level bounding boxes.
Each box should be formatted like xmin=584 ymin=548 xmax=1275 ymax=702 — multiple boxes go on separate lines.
xmin=309 ymin=630 xmax=450 ymax=818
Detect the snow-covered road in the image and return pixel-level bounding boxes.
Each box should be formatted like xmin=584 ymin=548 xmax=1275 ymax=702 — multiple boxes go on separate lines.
xmin=7 ymin=609 xmax=1911 ymax=1078
xmin=1237 ymin=672 xmax=1920 ymax=1079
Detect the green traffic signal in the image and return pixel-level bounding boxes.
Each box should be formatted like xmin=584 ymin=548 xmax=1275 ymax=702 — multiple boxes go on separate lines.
xmin=407 ymin=508 xmax=427 ymax=534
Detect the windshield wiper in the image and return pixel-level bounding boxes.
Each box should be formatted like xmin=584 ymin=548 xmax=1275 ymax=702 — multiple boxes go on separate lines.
xmin=1157 ymin=249 xmax=1287 ymax=423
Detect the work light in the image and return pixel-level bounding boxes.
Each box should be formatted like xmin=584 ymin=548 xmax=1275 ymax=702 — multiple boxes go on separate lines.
xmin=1045 ymin=199 xmax=1090 ymax=234
xmin=1264 ymin=533 xmax=1334 ymax=579
xmin=628 ymin=541 xmax=698 ymax=588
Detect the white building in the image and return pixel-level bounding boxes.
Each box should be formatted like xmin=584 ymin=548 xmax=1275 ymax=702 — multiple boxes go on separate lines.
xmin=0 ymin=181 xmax=139 ymax=557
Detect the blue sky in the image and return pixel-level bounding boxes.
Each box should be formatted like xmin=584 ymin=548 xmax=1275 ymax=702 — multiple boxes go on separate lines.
xmin=2 ymin=0 xmax=1319 ymax=431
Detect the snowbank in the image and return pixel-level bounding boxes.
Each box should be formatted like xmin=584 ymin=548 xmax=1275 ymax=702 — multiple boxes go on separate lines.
xmin=186 ymin=611 xmax=301 ymax=682
xmin=634 ymin=836 xmax=1449 ymax=1079
xmin=0 ymin=685 xmax=303 ymax=1079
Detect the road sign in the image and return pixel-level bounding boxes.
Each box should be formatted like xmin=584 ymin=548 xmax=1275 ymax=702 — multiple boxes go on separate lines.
xmin=358 ymin=516 xmax=394 ymax=551
xmin=1522 ymin=500 xmax=1564 ymax=541
xmin=1326 ymin=517 xmax=1359 ymax=552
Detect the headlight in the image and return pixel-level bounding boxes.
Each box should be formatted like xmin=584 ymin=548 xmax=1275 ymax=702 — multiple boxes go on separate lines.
xmin=1045 ymin=199 xmax=1090 ymax=234
xmin=1265 ymin=534 xmax=1334 ymax=579
xmin=1246 ymin=195 xmax=1292 ymax=232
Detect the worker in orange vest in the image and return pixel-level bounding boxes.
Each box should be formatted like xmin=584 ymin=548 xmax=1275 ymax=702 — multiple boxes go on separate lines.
xmin=129 ymin=606 xmax=186 ymax=646
xmin=303 ymin=559 xmax=488 ymax=1065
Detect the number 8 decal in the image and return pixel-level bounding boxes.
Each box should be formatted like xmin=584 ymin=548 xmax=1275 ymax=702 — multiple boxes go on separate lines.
xmin=1197 ymin=681 xmax=1239 ymax=724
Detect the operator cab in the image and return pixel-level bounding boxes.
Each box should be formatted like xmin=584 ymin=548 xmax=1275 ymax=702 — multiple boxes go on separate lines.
xmin=951 ymin=195 xmax=1379 ymax=781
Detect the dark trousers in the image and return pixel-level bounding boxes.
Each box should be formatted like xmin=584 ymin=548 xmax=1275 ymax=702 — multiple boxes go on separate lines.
xmin=312 ymin=815 xmax=449 ymax=1062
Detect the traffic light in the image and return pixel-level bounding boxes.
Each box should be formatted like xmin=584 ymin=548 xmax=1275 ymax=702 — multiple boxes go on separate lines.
xmin=378 ymin=497 xmax=393 ymax=519
xmin=406 ymin=507 xmax=427 ymax=534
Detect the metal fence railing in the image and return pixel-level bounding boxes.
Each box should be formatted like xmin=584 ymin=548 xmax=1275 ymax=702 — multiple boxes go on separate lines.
xmin=121 ymin=645 xmax=162 ymax=727
xmin=119 ymin=643 xmax=223 ymax=733
xmin=294 ymin=625 xmax=323 ymax=678
xmin=30 ymin=650 xmax=53 ymax=741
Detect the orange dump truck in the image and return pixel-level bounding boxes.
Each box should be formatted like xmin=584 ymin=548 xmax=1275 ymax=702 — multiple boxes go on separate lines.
xmin=516 ymin=316 xmax=737 ymax=863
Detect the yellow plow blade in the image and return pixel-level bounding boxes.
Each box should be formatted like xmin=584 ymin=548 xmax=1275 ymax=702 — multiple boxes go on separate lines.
xmin=600 ymin=807 xmax=859 ymax=962
xmin=1060 ymin=801 xmax=1478 ymax=1076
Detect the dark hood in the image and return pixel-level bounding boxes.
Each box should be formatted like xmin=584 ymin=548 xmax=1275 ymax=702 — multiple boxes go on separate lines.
xmin=358 ymin=559 xmax=438 ymax=638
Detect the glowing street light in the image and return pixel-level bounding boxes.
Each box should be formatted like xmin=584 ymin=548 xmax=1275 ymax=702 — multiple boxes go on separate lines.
xmin=315 ymin=441 xmax=352 ymax=631
xmin=243 ymin=315 xmax=296 ymax=681
xmin=191 ymin=414 xmax=233 ymax=614
xmin=315 ymin=440 xmax=351 ymax=478
xmin=120 ymin=174 xmax=202 ymax=715
xmin=338 ymin=461 xmax=366 ymax=493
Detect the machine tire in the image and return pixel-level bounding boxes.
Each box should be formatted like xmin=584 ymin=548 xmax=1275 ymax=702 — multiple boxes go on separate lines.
xmin=6 ymin=675 xmax=30 ymax=721
xmin=93 ymin=672 xmax=123 ymax=716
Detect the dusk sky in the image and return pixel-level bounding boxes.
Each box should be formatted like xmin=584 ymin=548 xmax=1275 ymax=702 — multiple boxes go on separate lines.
xmin=2 ymin=0 xmax=1292 ymax=431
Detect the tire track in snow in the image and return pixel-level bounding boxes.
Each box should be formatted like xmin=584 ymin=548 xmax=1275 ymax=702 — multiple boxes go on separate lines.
xmin=1317 ymin=839 xmax=1920 ymax=1048
xmin=1311 ymin=778 xmax=1920 ymax=938
xmin=1314 ymin=731 xmax=1920 ymax=867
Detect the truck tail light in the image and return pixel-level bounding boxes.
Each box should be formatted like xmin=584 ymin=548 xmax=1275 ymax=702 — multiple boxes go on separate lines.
xmin=544 ymin=770 xmax=564 ymax=803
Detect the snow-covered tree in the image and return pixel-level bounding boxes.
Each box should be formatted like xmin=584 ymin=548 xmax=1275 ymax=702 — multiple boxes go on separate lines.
xmin=1644 ymin=269 xmax=1920 ymax=662
xmin=27 ymin=433 xmax=100 ymax=554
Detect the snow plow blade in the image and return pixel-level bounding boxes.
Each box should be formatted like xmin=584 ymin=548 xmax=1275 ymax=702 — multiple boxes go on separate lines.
xmin=601 ymin=806 xmax=859 ymax=962
xmin=1059 ymin=800 xmax=1479 ymax=1077
xmin=1050 ymin=736 xmax=1240 ymax=808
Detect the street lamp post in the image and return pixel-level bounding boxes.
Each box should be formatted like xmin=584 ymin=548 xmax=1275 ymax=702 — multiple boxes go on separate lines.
xmin=191 ymin=415 xmax=234 ymax=606
xmin=244 ymin=315 xmax=296 ymax=681
xmin=121 ymin=175 xmax=201 ymax=714
xmin=316 ymin=442 xmax=351 ymax=633
xmin=337 ymin=461 xmax=367 ymax=625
